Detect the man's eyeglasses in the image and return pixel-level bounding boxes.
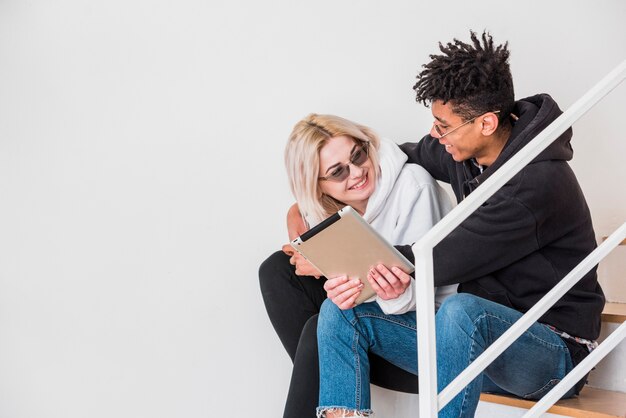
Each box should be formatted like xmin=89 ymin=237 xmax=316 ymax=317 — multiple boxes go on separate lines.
xmin=318 ymin=141 xmax=369 ymax=182
xmin=433 ymin=110 xmax=501 ymax=139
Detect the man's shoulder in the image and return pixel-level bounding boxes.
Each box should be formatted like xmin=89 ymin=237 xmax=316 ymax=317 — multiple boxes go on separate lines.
xmin=513 ymin=159 xmax=575 ymax=187
xmin=501 ymin=160 xmax=583 ymax=208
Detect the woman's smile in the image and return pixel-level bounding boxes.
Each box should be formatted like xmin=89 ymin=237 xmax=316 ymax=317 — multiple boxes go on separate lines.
xmin=348 ymin=172 xmax=369 ymax=190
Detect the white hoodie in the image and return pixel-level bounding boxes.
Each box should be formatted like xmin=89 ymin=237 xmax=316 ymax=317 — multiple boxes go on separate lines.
xmin=364 ymin=138 xmax=456 ymax=314
xmin=308 ymin=137 xmax=457 ymax=314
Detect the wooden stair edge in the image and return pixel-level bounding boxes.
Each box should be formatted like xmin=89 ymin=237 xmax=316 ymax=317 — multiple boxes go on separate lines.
xmin=600 ymin=237 xmax=626 ymax=245
xmin=602 ymin=302 xmax=626 ymax=324
xmin=480 ymin=387 xmax=626 ymax=418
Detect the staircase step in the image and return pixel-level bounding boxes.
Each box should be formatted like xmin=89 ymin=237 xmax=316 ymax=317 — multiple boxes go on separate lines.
xmin=480 ymin=387 xmax=626 ymax=417
xmin=599 ymin=235 xmax=626 ymax=304
xmin=602 ymin=237 xmax=626 ymax=245
xmin=603 ymin=303 xmax=626 ymax=324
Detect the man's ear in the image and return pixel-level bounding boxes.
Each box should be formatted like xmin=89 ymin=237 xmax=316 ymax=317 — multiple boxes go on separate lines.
xmin=481 ymin=112 xmax=500 ymax=136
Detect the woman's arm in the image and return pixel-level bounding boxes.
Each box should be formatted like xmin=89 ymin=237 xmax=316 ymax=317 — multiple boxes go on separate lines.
xmin=283 ymin=203 xmax=322 ymax=278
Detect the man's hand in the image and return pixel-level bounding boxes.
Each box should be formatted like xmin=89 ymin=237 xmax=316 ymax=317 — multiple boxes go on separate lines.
xmin=367 ymin=264 xmax=411 ymax=300
xmin=324 ymin=275 xmax=363 ymax=310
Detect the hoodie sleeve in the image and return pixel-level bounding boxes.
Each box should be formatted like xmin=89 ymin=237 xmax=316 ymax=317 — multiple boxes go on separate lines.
xmin=399 ymin=135 xmax=452 ymax=183
xmin=431 ymin=180 xmax=538 ymax=286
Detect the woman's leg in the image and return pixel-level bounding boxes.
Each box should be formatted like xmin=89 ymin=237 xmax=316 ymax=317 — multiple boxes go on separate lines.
xmin=284 ymin=316 xmax=321 ymax=418
xmin=259 ymin=251 xmax=326 ymax=418
xmin=259 ymin=250 xmax=327 ymax=361
xmin=317 ymin=300 xmax=418 ymax=417
xmin=260 ymin=252 xmax=419 ymax=418
xmin=284 ymin=314 xmax=420 ymax=418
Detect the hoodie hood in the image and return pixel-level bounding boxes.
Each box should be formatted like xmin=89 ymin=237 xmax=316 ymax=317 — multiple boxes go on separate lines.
xmin=467 ymin=93 xmax=574 ymax=190
xmin=363 ymin=137 xmax=407 ymax=223
xmin=502 ymin=93 xmax=573 ymax=163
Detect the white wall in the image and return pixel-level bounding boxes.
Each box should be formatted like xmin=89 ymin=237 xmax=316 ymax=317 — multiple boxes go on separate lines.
xmin=0 ymin=1 xmax=624 ymax=417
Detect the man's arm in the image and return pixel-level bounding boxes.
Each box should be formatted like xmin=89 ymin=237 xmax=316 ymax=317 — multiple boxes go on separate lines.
xmin=399 ymin=134 xmax=451 ymax=183
xmin=286 ymin=203 xmax=307 ymax=241
xmin=392 ymin=195 xmax=537 ymax=289
xmin=431 ymin=189 xmax=538 ymax=287
xmin=393 ymin=182 xmax=540 ymax=288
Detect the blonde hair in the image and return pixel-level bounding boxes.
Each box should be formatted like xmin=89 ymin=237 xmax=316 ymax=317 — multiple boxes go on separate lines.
xmin=285 ymin=114 xmax=381 ymax=225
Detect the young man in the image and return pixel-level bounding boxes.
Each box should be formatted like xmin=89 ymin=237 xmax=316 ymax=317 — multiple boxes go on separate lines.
xmin=315 ymin=31 xmax=605 ymax=417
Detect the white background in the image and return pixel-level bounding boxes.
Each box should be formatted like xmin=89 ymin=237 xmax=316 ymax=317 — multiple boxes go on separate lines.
xmin=0 ymin=1 xmax=624 ymax=417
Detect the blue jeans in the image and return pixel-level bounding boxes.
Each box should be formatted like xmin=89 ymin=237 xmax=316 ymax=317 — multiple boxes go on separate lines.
xmin=317 ymin=293 xmax=575 ymax=417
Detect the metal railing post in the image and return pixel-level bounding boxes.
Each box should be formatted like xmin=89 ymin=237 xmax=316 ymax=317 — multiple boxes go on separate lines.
xmin=413 ymin=244 xmax=437 ymax=418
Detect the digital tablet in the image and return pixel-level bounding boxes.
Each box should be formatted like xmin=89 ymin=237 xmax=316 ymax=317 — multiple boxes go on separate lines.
xmin=290 ymin=206 xmax=415 ymax=305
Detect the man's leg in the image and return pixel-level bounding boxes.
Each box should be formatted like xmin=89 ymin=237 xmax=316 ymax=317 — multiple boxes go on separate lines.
xmin=436 ymin=293 xmax=575 ymax=418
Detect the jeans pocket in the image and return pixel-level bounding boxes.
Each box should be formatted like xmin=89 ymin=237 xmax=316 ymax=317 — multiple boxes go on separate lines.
xmin=522 ymin=378 xmax=560 ymax=400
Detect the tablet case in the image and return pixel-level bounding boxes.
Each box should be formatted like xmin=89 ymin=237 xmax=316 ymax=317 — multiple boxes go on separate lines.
xmin=291 ymin=206 xmax=415 ymax=305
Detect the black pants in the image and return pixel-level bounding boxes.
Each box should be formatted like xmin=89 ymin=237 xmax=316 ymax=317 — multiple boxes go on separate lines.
xmin=259 ymin=251 xmax=418 ymax=418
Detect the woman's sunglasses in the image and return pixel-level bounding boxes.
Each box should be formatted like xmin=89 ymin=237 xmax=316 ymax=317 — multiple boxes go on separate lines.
xmin=318 ymin=141 xmax=370 ymax=182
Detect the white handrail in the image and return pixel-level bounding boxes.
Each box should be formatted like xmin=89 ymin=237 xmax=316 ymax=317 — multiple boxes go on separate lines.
xmin=414 ymin=59 xmax=626 ymax=418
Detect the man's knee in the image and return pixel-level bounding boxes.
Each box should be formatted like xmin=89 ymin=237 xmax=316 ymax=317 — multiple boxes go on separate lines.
xmin=436 ymin=293 xmax=490 ymax=333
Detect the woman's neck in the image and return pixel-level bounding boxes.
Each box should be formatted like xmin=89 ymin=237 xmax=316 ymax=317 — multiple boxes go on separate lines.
xmin=351 ymin=201 xmax=367 ymax=216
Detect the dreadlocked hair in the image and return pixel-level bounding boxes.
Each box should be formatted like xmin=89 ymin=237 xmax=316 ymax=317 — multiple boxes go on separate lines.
xmin=413 ymin=30 xmax=514 ymax=123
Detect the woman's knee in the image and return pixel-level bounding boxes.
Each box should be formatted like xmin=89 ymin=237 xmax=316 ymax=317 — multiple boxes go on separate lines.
xmin=258 ymin=250 xmax=291 ymax=290
xmin=296 ymin=315 xmax=319 ymax=359
xmin=319 ymin=298 xmax=343 ymax=323
xmin=318 ymin=299 xmax=350 ymax=340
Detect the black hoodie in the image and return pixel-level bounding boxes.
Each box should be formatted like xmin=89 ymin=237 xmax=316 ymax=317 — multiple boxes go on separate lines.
xmin=398 ymin=94 xmax=605 ymax=370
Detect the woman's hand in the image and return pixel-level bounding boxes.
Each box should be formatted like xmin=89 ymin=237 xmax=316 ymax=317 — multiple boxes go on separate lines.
xmin=281 ymin=244 xmax=322 ymax=278
xmin=367 ymin=264 xmax=411 ymax=300
xmin=324 ymin=275 xmax=363 ymax=310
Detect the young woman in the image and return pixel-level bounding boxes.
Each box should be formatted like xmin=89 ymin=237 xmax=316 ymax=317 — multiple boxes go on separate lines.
xmin=259 ymin=113 xmax=455 ymax=417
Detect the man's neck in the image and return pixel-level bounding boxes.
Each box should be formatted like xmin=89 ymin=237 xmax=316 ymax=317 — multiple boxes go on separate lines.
xmin=475 ymin=130 xmax=510 ymax=167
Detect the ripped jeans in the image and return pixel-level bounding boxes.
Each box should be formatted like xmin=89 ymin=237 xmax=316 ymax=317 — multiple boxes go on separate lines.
xmin=317 ymin=293 xmax=575 ymax=417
